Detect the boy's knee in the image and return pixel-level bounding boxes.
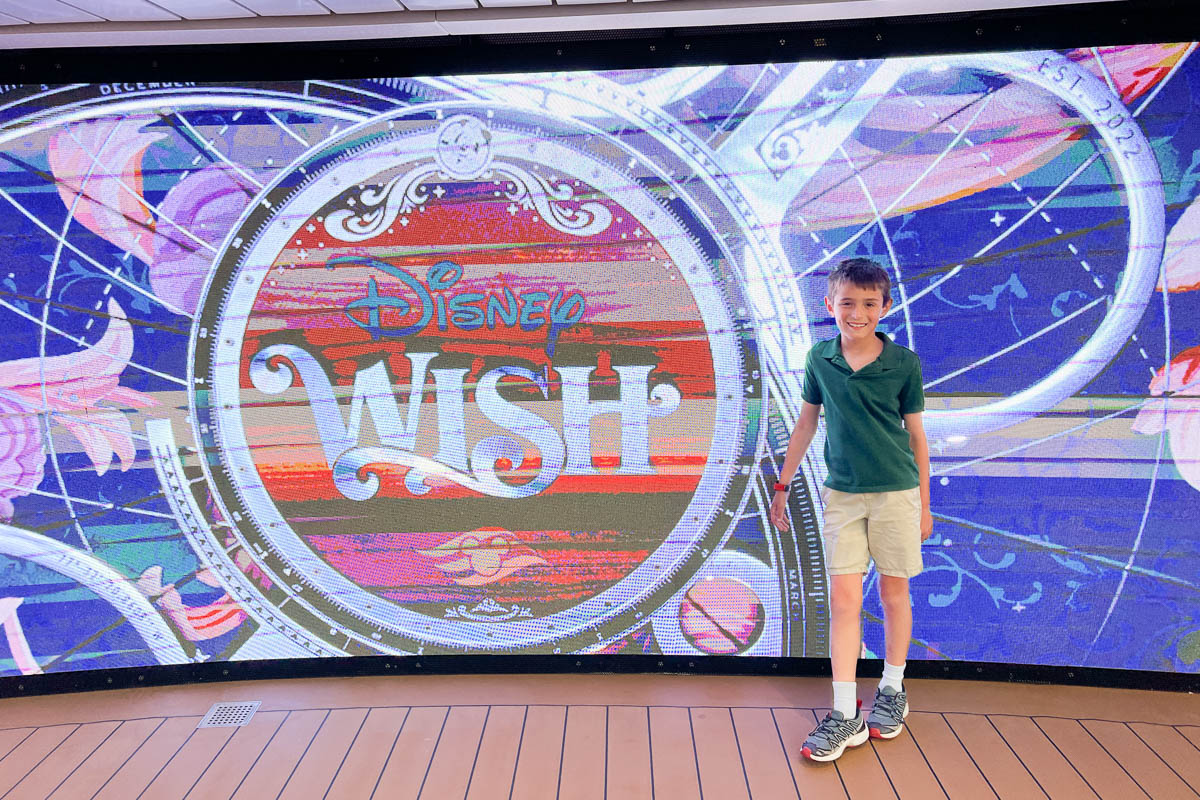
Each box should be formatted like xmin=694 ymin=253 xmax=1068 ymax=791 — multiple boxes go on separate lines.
xmin=830 ymin=578 xmax=863 ymax=613
xmin=880 ymin=593 xmax=910 ymax=615
xmin=879 ymin=577 xmax=912 ymax=610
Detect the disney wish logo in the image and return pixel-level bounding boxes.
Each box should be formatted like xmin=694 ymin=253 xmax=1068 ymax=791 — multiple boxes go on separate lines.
xmin=339 ymin=255 xmax=586 ymax=356
xmin=248 ymin=256 xmax=681 ymax=503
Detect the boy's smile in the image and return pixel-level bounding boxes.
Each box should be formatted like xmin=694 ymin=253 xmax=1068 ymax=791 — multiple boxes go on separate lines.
xmin=824 ymin=282 xmax=892 ymax=345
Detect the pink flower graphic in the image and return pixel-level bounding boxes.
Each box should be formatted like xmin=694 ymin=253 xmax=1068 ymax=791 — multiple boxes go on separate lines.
xmin=47 ymin=117 xmax=165 ymax=265
xmin=799 ymin=87 xmax=1073 ymax=228
xmin=1074 ymin=43 xmax=1194 ymax=106
xmin=0 ymin=299 xmax=155 ymax=499
xmin=1157 ymin=196 xmax=1200 ymax=293
xmin=420 ymin=528 xmax=547 ymax=587
xmin=48 ymin=118 xmax=258 ymax=314
xmin=151 ymin=164 xmax=256 ymax=314
xmin=797 ymin=44 xmax=1190 ymax=230
xmin=1132 ymin=346 xmax=1200 ymax=492
xmin=0 ymin=390 xmax=45 ymax=520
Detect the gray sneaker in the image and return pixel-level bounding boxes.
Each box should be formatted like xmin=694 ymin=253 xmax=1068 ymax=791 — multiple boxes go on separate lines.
xmin=867 ymin=685 xmax=909 ymax=739
xmin=801 ymin=710 xmax=869 ymax=762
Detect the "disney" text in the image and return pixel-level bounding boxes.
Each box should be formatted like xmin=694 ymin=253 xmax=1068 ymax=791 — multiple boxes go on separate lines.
xmin=340 ymin=256 xmax=586 ymax=355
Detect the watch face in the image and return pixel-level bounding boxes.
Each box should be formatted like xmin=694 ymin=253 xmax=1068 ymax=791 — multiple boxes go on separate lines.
xmin=192 ymin=104 xmax=763 ymax=654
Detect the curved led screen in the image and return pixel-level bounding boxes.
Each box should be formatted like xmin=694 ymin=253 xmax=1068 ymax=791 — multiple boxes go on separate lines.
xmin=0 ymin=43 xmax=1197 ymax=676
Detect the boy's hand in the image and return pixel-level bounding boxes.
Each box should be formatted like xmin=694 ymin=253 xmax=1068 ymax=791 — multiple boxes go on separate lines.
xmin=769 ymin=491 xmax=789 ymax=531
xmin=921 ymin=505 xmax=933 ymax=541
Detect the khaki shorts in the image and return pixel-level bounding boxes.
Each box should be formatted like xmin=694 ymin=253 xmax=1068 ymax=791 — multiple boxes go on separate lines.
xmin=821 ymin=486 xmax=923 ymax=578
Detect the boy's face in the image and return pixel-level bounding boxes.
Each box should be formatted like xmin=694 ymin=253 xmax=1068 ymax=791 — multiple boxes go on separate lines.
xmin=824 ymin=281 xmax=891 ymax=344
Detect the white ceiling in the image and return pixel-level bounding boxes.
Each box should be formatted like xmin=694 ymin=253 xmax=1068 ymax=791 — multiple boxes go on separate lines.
xmin=0 ymin=0 xmax=1123 ymax=48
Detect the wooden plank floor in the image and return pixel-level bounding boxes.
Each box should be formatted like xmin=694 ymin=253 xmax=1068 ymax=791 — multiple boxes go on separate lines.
xmin=0 ymin=674 xmax=1197 ymax=800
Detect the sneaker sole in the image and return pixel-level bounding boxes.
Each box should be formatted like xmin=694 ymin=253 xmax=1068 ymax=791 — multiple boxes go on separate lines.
xmin=801 ymin=726 xmax=869 ymax=762
xmin=868 ymin=704 xmax=910 ymax=740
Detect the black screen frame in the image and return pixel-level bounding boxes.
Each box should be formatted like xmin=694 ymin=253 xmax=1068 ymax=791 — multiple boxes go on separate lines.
xmin=0 ymin=0 xmax=1197 ymax=698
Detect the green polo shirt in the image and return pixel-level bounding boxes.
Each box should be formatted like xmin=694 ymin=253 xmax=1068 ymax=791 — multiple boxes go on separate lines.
xmin=801 ymin=332 xmax=924 ymax=493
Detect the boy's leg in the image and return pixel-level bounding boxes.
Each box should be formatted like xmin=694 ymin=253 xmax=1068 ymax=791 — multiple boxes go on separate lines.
xmin=830 ymin=572 xmax=864 ymax=683
xmin=801 ymin=575 xmax=869 ymax=761
xmin=801 ymin=492 xmax=870 ymax=761
xmin=865 ymin=488 xmax=922 ymax=739
xmin=822 ymin=488 xmax=869 ymax=691
xmin=829 ymin=572 xmax=863 ymax=718
xmin=879 ymin=574 xmax=911 ymax=668
xmin=868 ymin=574 xmax=912 ymax=739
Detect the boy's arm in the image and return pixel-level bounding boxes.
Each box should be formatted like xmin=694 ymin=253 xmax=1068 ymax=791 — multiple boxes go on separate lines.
xmin=903 ymin=411 xmax=934 ymax=541
xmin=768 ymin=401 xmax=822 ymax=532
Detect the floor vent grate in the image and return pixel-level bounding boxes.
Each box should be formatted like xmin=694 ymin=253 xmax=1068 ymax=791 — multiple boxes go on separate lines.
xmin=198 ymin=701 xmax=261 ymax=728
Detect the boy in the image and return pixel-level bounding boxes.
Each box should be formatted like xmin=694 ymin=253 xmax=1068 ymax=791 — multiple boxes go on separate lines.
xmin=769 ymin=258 xmax=932 ymax=762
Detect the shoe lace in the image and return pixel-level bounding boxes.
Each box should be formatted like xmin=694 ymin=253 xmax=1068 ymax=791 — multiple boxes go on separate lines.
xmin=874 ymin=690 xmax=905 ymax=721
xmin=810 ymin=713 xmax=852 ymax=748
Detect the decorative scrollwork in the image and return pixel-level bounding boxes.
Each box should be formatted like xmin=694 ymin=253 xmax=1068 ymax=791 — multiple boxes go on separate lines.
xmin=324 ymin=164 xmax=438 ymax=242
xmin=495 ymin=162 xmax=613 ymax=236
xmin=444 ymin=597 xmax=534 ymax=622
xmin=324 ymin=159 xmax=613 ymax=243
xmin=324 ymin=116 xmax=612 ymax=242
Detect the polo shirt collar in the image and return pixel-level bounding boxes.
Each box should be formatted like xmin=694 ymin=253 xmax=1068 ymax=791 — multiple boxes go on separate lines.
xmin=822 ymin=332 xmax=899 ymax=371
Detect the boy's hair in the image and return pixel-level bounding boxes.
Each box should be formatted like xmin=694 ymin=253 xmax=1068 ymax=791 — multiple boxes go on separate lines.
xmin=828 ymin=258 xmax=892 ymax=303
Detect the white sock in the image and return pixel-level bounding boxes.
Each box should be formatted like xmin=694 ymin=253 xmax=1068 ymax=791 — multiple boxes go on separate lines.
xmin=832 ymin=681 xmax=858 ymax=718
xmin=880 ymin=661 xmax=905 ymax=693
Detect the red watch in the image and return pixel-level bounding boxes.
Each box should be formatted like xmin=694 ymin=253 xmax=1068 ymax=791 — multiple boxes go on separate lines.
xmin=773 ymin=482 xmax=789 ymax=493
